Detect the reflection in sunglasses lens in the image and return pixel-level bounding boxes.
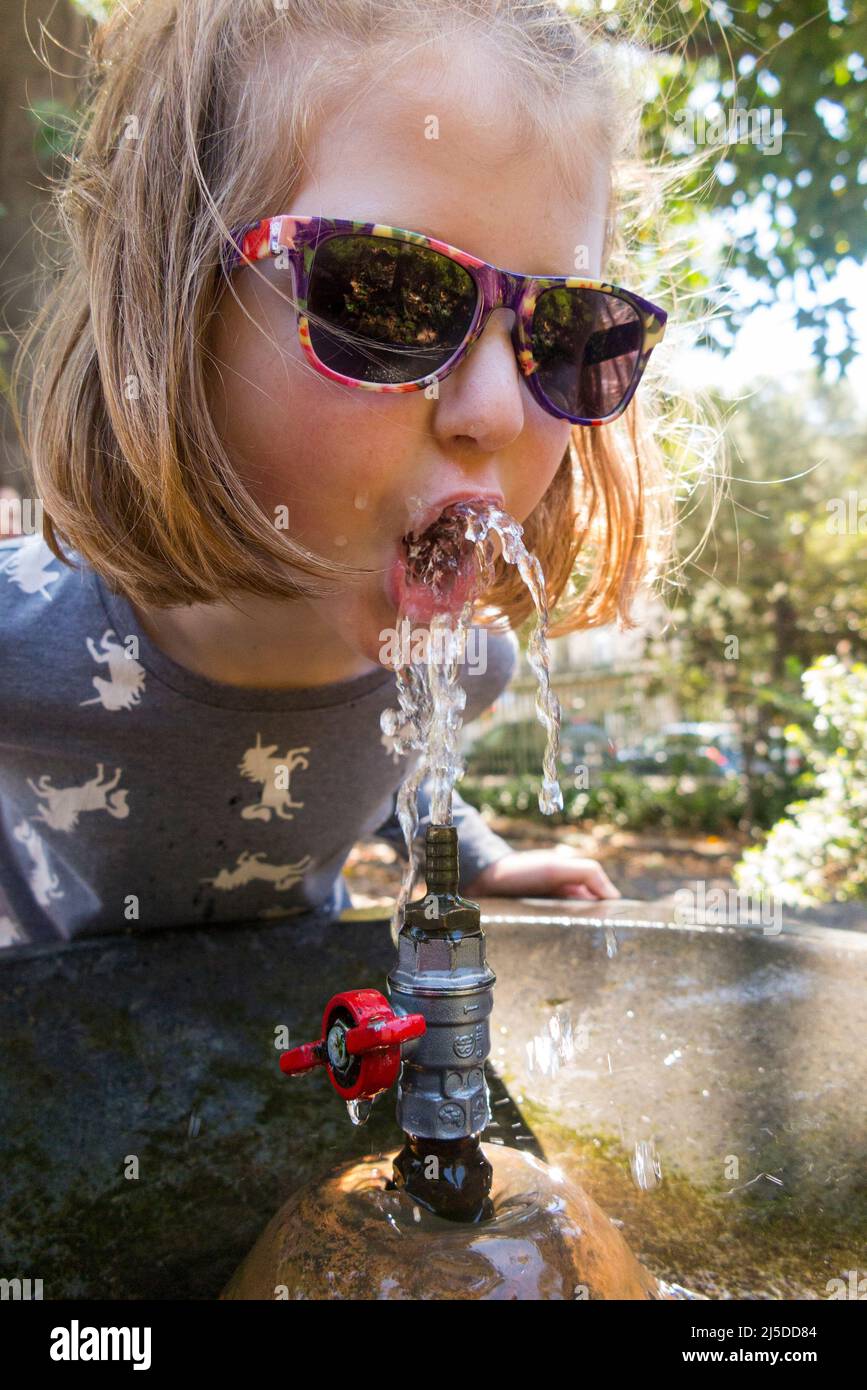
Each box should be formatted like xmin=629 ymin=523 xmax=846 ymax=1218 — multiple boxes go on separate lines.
xmin=306 ymin=235 xmax=478 ymax=385
xmin=533 ymin=288 xmax=642 ymax=420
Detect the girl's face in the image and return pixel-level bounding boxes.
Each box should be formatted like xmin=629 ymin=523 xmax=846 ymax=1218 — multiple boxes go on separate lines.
xmin=206 ymin=52 xmax=609 ymax=669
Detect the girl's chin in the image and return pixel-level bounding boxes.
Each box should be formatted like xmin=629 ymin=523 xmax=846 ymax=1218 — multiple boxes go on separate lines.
xmin=355 ymin=583 xmax=440 ymax=673
xmin=337 ymin=586 xmax=404 ymax=672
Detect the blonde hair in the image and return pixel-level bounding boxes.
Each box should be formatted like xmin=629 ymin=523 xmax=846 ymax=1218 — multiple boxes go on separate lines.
xmin=11 ymin=0 xmax=724 ymax=636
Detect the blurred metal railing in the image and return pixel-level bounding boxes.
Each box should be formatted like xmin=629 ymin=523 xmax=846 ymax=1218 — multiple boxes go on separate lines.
xmin=461 ymin=662 xmax=679 ymax=775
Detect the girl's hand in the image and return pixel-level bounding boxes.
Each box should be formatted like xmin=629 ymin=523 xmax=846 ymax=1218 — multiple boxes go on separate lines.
xmin=462 ymin=848 xmax=621 ymax=901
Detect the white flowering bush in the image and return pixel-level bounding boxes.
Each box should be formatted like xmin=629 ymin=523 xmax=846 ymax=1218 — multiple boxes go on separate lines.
xmin=734 ymin=656 xmax=867 ymax=906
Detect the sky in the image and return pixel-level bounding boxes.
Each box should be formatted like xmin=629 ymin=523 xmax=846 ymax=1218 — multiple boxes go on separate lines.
xmin=669 ymin=255 xmax=867 ymax=395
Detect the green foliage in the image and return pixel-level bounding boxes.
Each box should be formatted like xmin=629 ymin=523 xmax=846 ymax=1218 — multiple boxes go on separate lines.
xmin=27 ymin=99 xmax=81 ymax=163
xmin=70 ymin=0 xmax=114 ymax=20
xmin=734 ymin=655 xmax=867 ymax=904
xmin=650 ymin=373 xmax=867 ymax=811
xmin=609 ymin=0 xmax=867 ymax=372
xmin=459 ymin=762 xmax=805 ymax=835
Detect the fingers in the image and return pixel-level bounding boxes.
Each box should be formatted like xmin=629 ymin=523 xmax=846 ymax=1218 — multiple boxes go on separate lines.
xmin=557 ymin=863 xmax=621 ymax=899
xmin=558 ymin=882 xmax=595 ymax=900
xmin=591 ymin=866 xmax=622 ymax=898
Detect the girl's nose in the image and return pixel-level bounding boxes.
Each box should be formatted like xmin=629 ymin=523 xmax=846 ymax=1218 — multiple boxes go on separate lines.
xmin=433 ymin=309 xmax=525 ymax=450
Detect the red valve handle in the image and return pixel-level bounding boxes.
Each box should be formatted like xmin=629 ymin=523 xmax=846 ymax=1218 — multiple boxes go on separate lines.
xmin=279 ymin=988 xmax=425 ymax=1102
xmin=279 ymin=1041 xmax=322 ymax=1076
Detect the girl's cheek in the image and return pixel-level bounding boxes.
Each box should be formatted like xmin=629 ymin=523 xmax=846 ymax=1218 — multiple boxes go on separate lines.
xmin=510 ymin=421 xmax=572 ymax=522
xmin=245 ymin=396 xmax=406 ymax=553
xmin=206 ymin=295 xmax=360 ymax=544
xmin=214 ymin=271 xmax=411 ymax=531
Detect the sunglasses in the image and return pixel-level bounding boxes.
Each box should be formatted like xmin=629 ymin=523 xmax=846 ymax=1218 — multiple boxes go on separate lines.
xmin=221 ymin=215 xmax=667 ymax=426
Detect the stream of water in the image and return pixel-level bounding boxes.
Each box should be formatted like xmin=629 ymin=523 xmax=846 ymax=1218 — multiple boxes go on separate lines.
xmin=332 ymin=501 xmax=703 ymax=1295
xmin=380 ymin=500 xmax=564 ymax=945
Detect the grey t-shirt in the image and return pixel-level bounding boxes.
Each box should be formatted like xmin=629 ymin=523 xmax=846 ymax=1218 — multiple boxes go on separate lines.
xmin=0 ymin=533 xmax=518 ymax=944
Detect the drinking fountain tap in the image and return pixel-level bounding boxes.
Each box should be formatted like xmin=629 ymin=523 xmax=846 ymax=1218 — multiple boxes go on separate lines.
xmin=279 ymin=987 xmax=426 ymax=1102
xmin=278 ymin=822 xmax=497 ymax=1220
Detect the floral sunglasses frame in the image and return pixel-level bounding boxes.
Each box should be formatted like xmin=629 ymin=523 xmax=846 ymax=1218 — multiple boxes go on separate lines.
xmin=222 ymin=214 xmax=668 ymax=426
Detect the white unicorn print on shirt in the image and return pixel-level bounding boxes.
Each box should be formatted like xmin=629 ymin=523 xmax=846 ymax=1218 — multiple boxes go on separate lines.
xmin=0 ymin=535 xmax=60 ymax=601
xmin=202 ymin=849 xmax=314 ymax=893
xmin=12 ymin=819 xmax=64 ymax=907
xmin=27 ymin=763 xmax=130 ymax=833
xmin=80 ymin=630 xmax=147 ymax=710
xmin=238 ymin=733 xmax=310 ymax=821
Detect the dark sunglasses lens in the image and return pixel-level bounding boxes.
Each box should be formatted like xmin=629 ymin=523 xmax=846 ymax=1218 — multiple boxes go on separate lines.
xmin=306 ymin=235 xmax=478 ymax=384
xmin=533 ymin=288 xmax=643 ymax=420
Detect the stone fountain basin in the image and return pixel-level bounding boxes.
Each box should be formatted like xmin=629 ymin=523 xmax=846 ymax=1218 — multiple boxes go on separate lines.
xmin=0 ymin=897 xmax=864 ymax=1299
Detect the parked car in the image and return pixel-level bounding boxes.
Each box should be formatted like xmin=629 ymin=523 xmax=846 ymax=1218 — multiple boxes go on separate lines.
xmin=617 ymin=731 xmax=737 ymax=779
xmin=616 ymin=722 xmax=804 ymax=780
xmin=464 ymin=720 xmax=617 ymax=778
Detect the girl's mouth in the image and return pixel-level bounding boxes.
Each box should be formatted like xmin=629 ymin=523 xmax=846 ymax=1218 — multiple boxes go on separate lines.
xmin=387 ymin=505 xmax=480 ymax=622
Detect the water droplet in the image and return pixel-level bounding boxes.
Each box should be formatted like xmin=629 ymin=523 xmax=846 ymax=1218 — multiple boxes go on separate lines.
xmin=346 ymin=1098 xmax=374 ymax=1127
xmin=631 ymin=1139 xmax=663 ymax=1190
xmin=526 ymin=1009 xmax=579 ymax=1077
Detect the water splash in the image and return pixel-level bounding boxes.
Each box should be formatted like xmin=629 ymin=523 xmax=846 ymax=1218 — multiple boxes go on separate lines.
xmin=525 ymin=1008 xmax=591 ymax=1077
xmin=460 ymin=503 xmax=563 ymax=817
xmin=381 ymin=500 xmax=563 ymax=945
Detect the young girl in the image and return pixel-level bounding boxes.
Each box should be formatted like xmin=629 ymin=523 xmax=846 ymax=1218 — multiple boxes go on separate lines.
xmin=1 ymin=0 xmax=686 ymax=945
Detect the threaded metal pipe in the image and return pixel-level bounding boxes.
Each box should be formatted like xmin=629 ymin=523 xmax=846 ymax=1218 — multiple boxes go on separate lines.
xmin=424 ymin=824 xmax=460 ymax=896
